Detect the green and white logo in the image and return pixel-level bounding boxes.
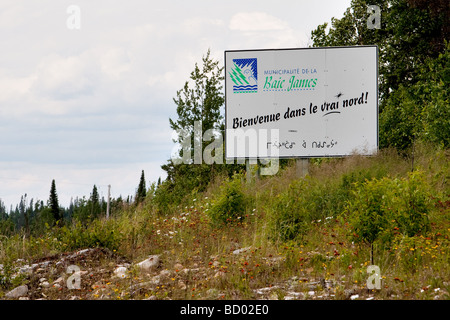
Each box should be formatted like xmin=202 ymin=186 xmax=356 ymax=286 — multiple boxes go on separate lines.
xmin=229 ymin=58 xmax=257 ymax=93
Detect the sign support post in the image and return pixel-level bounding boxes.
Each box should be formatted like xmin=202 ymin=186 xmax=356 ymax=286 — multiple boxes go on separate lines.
xmin=296 ymin=158 xmax=309 ymax=178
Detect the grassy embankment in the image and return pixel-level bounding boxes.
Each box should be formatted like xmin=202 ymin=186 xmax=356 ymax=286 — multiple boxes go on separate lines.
xmin=1 ymin=144 xmax=449 ymax=300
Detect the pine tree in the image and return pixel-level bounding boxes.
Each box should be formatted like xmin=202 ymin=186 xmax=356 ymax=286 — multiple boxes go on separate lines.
xmin=156 ymin=49 xmax=245 ymax=212
xmin=91 ymin=185 xmax=99 ymax=204
xmin=48 ymin=179 xmax=60 ymax=224
xmin=136 ymin=170 xmax=146 ymax=204
xmin=90 ymin=184 xmax=101 ymax=219
xmin=169 ymin=49 xmax=224 ymax=148
xmin=0 ymin=199 xmax=7 ymax=221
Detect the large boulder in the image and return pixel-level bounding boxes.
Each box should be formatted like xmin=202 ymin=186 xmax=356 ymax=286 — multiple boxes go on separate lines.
xmin=5 ymin=285 xmax=28 ymax=299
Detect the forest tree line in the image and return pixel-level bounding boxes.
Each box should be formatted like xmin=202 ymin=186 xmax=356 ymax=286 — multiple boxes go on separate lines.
xmin=0 ymin=170 xmax=148 ymax=236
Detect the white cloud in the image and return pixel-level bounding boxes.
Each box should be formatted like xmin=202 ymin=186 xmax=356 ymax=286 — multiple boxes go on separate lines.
xmin=183 ymin=17 xmax=225 ymax=34
xmin=0 ymin=73 xmax=36 ymax=103
xmin=0 ymin=3 xmax=38 ymax=29
xmin=99 ymin=47 xmax=132 ymax=80
xmin=228 ymin=11 xmax=308 ymax=49
xmin=32 ymin=52 xmax=98 ymax=101
xmin=229 ymin=12 xmax=289 ymax=32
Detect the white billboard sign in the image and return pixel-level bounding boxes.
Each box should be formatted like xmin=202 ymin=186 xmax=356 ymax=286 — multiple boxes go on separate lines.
xmin=225 ymin=46 xmax=378 ymax=159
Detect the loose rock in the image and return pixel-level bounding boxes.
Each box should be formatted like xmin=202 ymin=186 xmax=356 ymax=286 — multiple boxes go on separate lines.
xmin=5 ymin=285 xmax=28 ymax=299
xmin=136 ymin=255 xmax=160 ymax=273
xmin=113 ymin=266 xmax=128 ymax=278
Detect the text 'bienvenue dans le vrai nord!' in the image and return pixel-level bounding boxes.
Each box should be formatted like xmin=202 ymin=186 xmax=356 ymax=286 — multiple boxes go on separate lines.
xmin=232 ymin=91 xmax=370 ymax=129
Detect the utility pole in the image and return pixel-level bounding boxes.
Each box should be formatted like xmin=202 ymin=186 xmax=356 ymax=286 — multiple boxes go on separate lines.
xmin=106 ymin=185 xmax=111 ymax=219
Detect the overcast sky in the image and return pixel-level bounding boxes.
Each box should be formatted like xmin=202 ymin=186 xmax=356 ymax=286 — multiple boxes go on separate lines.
xmin=0 ymin=0 xmax=352 ymax=209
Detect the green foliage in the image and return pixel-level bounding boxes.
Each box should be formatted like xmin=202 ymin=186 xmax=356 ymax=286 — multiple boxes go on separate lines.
xmin=268 ymin=178 xmax=316 ymax=242
xmin=417 ymin=46 xmax=449 ymax=148
xmin=72 ymin=197 xmax=94 ymax=223
xmin=0 ymin=219 xmax=15 ymax=237
xmin=55 ymin=219 xmax=123 ymax=252
xmin=48 ymin=179 xmax=61 ymax=224
xmin=379 ymin=84 xmax=420 ymax=151
xmin=208 ymin=174 xmax=248 ymax=226
xmin=0 ymin=261 xmax=27 ymax=291
xmin=154 ymin=163 xmax=213 ymax=215
xmin=31 ymin=207 xmax=55 ymax=235
xmin=393 ymin=171 xmax=431 ymax=237
xmin=169 ymin=48 xmax=224 ymax=141
xmin=307 ymin=177 xmax=349 ymax=219
xmin=136 ymin=170 xmax=147 ymax=205
xmin=346 ymin=177 xmax=395 ymax=246
xmin=346 ymin=171 xmax=431 ymax=248
xmin=156 ymin=49 xmax=245 ymax=213
xmin=267 ymin=170 xmax=369 ymax=243
xmin=152 ymin=178 xmax=181 ymax=215
xmin=158 ymin=49 xmax=226 ymax=211
xmin=266 ymin=150 xmax=425 ymax=246
xmin=380 ymin=44 xmax=449 ymax=150
xmin=0 ymin=262 xmax=13 ymax=289
xmin=341 ymin=163 xmax=390 ymax=192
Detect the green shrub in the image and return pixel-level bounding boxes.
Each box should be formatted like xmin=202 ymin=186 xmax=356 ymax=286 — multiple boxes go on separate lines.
xmin=155 ymin=162 xmax=235 ymax=215
xmin=0 ymin=262 xmax=27 ymax=291
xmin=346 ymin=177 xmax=395 ymax=247
xmin=208 ymin=174 xmax=248 ymax=226
xmin=55 ymin=219 xmax=123 ymax=252
xmin=268 ymin=178 xmax=316 ymax=242
xmin=308 ymin=177 xmax=348 ymax=218
xmin=345 ymin=171 xmax=431 ymax=260
xmin=341 ymin=167 xmax=388 ymax=191
xmin=0 ymin=219 xmax=15 ymax=237
xmin=267 ymin=173 xmax=353 ymax=242
xmin=392 ymin=171 xmax=431 ymax=237
xmin=152 ymin=180 xmax=179 ymax=215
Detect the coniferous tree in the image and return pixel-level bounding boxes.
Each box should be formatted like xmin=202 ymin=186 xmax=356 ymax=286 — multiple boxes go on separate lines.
xmin=48 ymin=179 xmax=60 ymax=224
xmin=0 ymin=199 xmax=7 ymax=221
xmin=91 ymin=185 xmax=99 ymax=204
xmin=0 ymin=199 xmax=14 ymax=236
xmin=90 ymin=184 xmax=101 ymax=218
xmin=156 ymin=49 xmax=245 ymax=213
xmin=136 ymin=170 xmax=146 ymax=204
